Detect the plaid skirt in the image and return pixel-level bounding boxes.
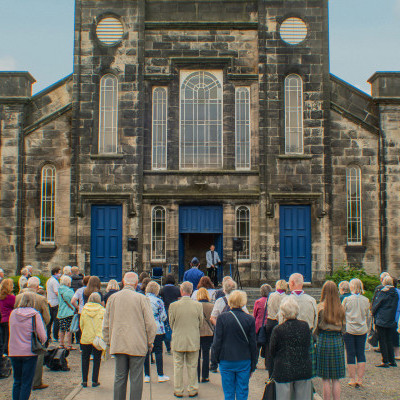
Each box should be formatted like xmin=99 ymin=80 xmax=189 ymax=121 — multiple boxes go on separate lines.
xmin=316 ymin=331 xmax=345 ymax=379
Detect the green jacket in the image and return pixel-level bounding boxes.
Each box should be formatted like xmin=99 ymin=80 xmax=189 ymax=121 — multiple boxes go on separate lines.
xmin=57 ymin=285 xmax=75 ymax=319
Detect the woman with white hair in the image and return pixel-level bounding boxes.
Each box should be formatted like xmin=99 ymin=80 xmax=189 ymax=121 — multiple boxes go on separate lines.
xmin=80 ymin=292 xmax=105 ymax=388
xmin=144 ymin=281 xmax=169 ymax=383
xmin=57 ymin=275 xmax=75 ymax=350
xmin=342 ymin=278 xmax=371 ymax=387
xmin=269 ymin=296 xmax=312 ymax=400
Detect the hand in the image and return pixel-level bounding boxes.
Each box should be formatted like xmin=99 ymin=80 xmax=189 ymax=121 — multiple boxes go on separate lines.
xmin=148 ymin=344 xmax=154 ymax=352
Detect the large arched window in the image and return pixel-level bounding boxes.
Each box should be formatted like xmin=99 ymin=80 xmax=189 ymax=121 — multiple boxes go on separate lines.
xmin=235 ymin=87 xmax=251 ymax=169
xmin=284 ymin=74 xmax=303 ymax=154
xmin=180 ymin=71 xmax=223 ymax=169
xmin=346 ymin=166 xmax=362 ymax=244
xmin=236 ymin=206 xmax=250 ymax=260
xmin=152 ymin=87 xmax=168 ymax=169
xmin=99 ymin=74 xmax=118 ymax=153
xmin=40 ymin=165 xmax=56 ymax=243
xmin=151 ymin=206 xmax=166 ymax=261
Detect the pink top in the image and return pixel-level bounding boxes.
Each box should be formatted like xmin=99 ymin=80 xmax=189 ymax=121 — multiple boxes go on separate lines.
xmin=253 ymin=297 xmax=268 ymax=334
xmin=8 ymin=308 xmax=47 ymax=357
xmin=0 ymin=294 xmax=16 ymax=323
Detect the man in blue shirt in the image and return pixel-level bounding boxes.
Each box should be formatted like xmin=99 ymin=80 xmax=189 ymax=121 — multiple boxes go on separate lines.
xmin=183 ymin=258 xmax=204 ymax=291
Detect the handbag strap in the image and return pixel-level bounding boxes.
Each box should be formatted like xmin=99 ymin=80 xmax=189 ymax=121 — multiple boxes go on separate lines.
xmin=203 ymin=310 xmax=214 ymax=332
xmin=31 ymin=315 xmax=36 ymax=331
xmin=261 ymin=300 xmax=268 ymax=328
xmin=229 ymin=311 xmax=249 ymax=344
xmin=60 ymin=293 xmax=75 ymax=311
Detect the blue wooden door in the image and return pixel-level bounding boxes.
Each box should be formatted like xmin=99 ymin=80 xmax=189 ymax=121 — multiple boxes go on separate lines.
xmin=279 ymin=205 xmax=312 ymax=282
xmin=91 ymin=205 xmax=122 ymax=282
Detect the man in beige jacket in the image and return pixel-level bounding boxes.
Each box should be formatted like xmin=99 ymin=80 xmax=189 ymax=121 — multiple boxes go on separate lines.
xmin=103 ymin=272 xmax=156 ymax=400
xmin=169 ymin=281 xmax=203 ymax=398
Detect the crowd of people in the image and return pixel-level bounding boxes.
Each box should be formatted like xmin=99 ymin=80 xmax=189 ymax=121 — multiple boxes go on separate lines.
xmin=0 ymin=263 xmax=400 ymax=400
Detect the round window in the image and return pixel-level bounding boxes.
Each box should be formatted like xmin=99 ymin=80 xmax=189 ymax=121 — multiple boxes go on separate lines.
xmin=280 ymin=17 xmax=307 ymax=45
xmin=96 ymin=17 xmax=124 ymax=46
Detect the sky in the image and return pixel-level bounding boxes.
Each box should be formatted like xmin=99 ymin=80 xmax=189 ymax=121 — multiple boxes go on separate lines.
xmin=0 ymin=0 xmax=399 ymax=95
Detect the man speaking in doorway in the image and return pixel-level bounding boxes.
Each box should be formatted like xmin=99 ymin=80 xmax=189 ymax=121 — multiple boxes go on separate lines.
xmin=206 ymin=244 xmax=221 ymax=287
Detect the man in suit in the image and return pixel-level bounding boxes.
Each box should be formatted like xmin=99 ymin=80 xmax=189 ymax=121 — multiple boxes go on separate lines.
xmin=169 ymin=281 xmax=203 ymax=398
xmin=206 ymin=245 xmax=221 ymax=287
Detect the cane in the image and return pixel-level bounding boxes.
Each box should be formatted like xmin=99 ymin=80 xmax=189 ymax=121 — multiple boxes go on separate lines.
xmin=148 ymin=349 xmax=153 ymax=400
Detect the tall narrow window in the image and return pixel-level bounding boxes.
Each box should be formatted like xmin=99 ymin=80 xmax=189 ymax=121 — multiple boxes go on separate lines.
xmin=152 ymin=87 xmax=168 ymax=169
xmin=346 ymin=167 xmax=362 ymax=245
xmin=235 ymin=87 xmax=251 ymax=169
xmin=40 ymin=165 xmax=56 ymax=243
xmin=180 ymin=71 xmax=223 ymax=169
xmin=285 ymin=74 xmax=303 ymax=154
xmin=99 ymin=74 xmax=118 ymax=153
xmin=151 ymin=206 xmax=166 ymax=261
xmin=236 ymin=206 xmax=250 ymax=260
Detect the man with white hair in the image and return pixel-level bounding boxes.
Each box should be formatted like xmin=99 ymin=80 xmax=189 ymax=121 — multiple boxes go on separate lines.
xmin=63 ymin=265 xmax=72 ymax=276
xmin=18 ymin=267 xmax=30 ymax=291
xmin=15 ymin=276 xmax=50 ymax=391
xmin=169 ymin=281 xmax=203 ymax=398
xmin=0 ymin=268 xmax=4 ymax=284
xmin=103 ymin=272 xmax=156 ymax=400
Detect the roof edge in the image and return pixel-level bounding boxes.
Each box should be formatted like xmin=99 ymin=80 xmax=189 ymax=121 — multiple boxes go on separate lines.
xmin=0 ymin=71 xmax=36 ymax=83
xmin=31 ymin=74 xmax=73 ymax=99
xmin=368 ymin=71 xmax=400 ymax=84
xmin=330 ymin=74 xmax=372 ymax=100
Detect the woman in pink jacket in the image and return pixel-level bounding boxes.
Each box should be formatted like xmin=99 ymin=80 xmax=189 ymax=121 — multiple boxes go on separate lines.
xmin=0 ymin=278 xmax=16 ymax=356
xmin=8 ymin=291 xmax=47 ymax=400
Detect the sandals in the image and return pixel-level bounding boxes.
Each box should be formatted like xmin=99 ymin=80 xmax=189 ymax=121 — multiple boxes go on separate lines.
xmin=348 ymin=382 xmax=358 ymax=388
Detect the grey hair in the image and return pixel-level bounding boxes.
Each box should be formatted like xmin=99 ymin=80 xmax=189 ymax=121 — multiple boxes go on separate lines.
xmin=180 ymin=281 xmax=193 ymax=295
xmin=106 ymin=279 xmax=120 ymax=292
xmin=382 ymin=276 xmax=394 ymax=286
xmin=88 ymin=292 xmax=102 ymax=304
xmin=223 ymin=279 xmax=237 ymax=295
xmin=124 ymin=272 xmax=139 ymax=286
xmin=146 ymin=281 xmax=160 ymax=296
xmin=280 ymin=297 xmax=300 ymax=321
xmin=289 ymin=273 xmax=304 ymax=287
xmin=21 ymin=267 xmax=29 ymax=276
xmin=60 ymin=275 xmax=72 ymax=286
xmin=27 ymin=277 xmax=40 ymax=288
xmin=18 ymin=292 xmax=36 ymax=309
xmin=260 ymin=284 xmax=273 ymax=298
xmin=63 ymin=266 xmax=72 ymax=275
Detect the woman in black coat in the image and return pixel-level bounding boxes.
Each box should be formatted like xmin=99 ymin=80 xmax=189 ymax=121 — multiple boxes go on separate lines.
xmin=372 ymin=275 xmax=399 ymax=367
xmin=269 ymin=297 xmax=312 ymax=400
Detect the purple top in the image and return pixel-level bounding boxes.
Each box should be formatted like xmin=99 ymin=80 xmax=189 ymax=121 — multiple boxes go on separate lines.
xmin=0 ymin=294 xmax=16 ymax=323
xmin=8 ymin=307 xmax=47 ymax=356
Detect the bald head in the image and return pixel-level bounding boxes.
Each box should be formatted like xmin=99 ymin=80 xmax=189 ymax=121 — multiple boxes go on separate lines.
xmin=289 ymin=273 xmax=304 ymax=291
xmin=123 ymin=272 xmax=138 ymax=287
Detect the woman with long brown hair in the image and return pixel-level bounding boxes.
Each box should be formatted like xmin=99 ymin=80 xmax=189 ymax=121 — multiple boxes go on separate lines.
xmin=0 ymin=278 xmax=16 ymax=355
xmin=83 ymin=276 xmax=103 ymax=305
xmin=316 ymin=281 xmax=346 ymax=400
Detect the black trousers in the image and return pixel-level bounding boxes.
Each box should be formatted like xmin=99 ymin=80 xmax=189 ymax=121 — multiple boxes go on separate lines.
xmin=264 ymin=318 xmax=278 ymax=374
xmin=0 ymin=322 xmax=9 ymax=355
xmin=207 ymin=267 xmax=218 ymax=287
xmin=144 ymin=334 xmax=164 ymax=376
xmin=47 ymin=306 xmax=59 ymax=341
xmin=198 ymin=336 xmax=213 ymax=380
xmin=81 ymin=344 xmax=102 ymax=383
xmin=377 ymin=325 xmax=395 ymax=364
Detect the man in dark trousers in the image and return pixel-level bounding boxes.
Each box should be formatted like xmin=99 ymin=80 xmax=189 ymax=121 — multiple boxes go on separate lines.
xmin=206 ymin=244 xmax=221 ymax=287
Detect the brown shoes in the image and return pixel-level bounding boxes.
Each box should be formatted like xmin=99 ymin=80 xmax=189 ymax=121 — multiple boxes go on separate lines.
xmin=33 ymin=384 xmax=49 ymax=390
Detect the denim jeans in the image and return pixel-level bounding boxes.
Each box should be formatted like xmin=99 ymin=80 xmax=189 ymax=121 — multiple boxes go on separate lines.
xmin=11 ymin=356 xmax=38 ymax=400
xmin=144 ymin=334 xmax=164 ymax=376
xmin=219 ymin=359 xmax=251 ymax=400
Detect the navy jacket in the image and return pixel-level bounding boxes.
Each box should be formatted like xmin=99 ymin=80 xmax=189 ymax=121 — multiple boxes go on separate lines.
xmin=160 ymin=284 xmax=181 ymax=312
xmin=372 ymin=286 xmax=399 ymax=328
xmin=183 ymin=268 xmax=204 ymax=291
xmin=211 ymin=308 xmax=257 ymax=372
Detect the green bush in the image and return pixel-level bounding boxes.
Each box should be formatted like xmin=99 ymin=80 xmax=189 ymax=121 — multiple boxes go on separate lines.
xmin=8 ymin=275 xmax=50 ymax=295
xmin=327 ymin=265 xmax=380 ymax=301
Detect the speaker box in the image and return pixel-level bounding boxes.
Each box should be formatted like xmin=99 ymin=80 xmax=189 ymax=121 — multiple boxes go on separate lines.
xmin=232 ymin=237 xmax=243 ymax=252
xmin=127 ymin=237 xmax=138 ymax=252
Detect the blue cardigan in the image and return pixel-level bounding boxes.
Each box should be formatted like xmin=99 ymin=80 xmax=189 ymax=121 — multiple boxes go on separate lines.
xmin=211 ymin=308 xmax=257 ymax=372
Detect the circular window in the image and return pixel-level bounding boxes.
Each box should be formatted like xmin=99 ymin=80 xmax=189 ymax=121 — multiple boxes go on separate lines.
xmin=280 ymin=17 xmax=307 ymax=45
xmin=96 ymin=17 xmax=124 ymax=46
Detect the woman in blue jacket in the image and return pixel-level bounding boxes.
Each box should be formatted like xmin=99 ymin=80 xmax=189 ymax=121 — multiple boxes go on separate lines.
xmin=57 ymin=275 xmax=76 ymax=350
xmin=211 ymin=290 xmax=257 ymax=400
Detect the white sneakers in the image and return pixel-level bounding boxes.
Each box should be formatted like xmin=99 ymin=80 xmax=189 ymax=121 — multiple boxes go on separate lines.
xmin=145 ymin=375 xmax=170 ymax=383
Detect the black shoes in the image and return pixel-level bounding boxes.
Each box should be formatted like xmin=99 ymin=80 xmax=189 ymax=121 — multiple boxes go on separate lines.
xmin=92 ymin=382 xmax=101 ymax=387
xmin=81 ymin=382 xmax=88 ymax=387
xmin=389 ymin=362 xmax=397 ymax=367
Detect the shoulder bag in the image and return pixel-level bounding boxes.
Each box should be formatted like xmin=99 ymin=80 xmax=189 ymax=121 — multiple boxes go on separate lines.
xmin=262 ymin=377 xmax=276 ymax=400
xmin=229 ymin=311 xmax=249 ymax=344
xmin=90 ymin=316 xmax=107 ymax=351
xmin=31 ymin=316 xmax=47 ymax=355
xmin=257 ymin=301 xmax=268 ymax=346
xmin=69 ymin=314 xmax=80 ymax=333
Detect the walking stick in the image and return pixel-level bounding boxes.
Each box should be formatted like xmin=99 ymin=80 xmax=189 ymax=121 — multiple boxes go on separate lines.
xmin=148 ymin=350 xmax=153 ymax=400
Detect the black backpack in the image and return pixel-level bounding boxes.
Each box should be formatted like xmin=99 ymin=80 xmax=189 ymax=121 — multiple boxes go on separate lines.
xmin=222 ymin=296 xmax=231 ymax=313
xmin=0 ymin=356 xmax=12 ymax=379
xmin=44 ymin=348 xmax=70 ymax=371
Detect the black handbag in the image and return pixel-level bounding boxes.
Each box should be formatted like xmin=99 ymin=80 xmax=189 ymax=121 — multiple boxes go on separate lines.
xmin=368 ymin=326 xmax=379 ymax=348
xmin=31 ymin=316 xmax=47 ymax=355
xmin=262 ymin=378 xmax=276 ymax=400
xmin=257 ymin=302 xmax=268 ymax=346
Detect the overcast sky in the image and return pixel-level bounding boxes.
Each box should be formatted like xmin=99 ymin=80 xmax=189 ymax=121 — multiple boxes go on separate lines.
xmin=0 ymin=0 xmax=399 ymax=94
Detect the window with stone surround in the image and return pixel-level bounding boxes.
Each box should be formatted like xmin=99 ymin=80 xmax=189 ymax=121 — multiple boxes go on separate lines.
xmin=284 ymin=74 xmax=304 ymax=154
xmin=235 ymin=87 xmax=251 ymax=169
xmin=152 ymin=87 xmax=168 ymax=169
xmin=99 ymin=74 xmax=118 ymax=153
xmin=151 ymin=206 xmax=166 ymax=261
xmin=346 ymin=166 xmax=362 ymax=245
xmin=180 ymin=71 xmax=223 ymax=169
xmin=236 ymin=206 xmax=250 ymax=260
xmin=40 ymin=165 xmax=56 ymax=243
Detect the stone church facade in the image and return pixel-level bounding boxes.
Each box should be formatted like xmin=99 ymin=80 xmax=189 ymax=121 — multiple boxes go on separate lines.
xmin=1 ymin=0 xmax=399 ymax=285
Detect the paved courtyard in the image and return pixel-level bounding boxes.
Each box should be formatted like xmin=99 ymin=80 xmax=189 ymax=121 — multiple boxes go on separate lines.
xmin=0 ymin=346 xmax=398 ymax=400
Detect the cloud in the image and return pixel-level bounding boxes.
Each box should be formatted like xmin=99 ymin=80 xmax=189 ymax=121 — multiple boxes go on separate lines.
xmin=0 ymin=55 xmax=17 ymax=70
